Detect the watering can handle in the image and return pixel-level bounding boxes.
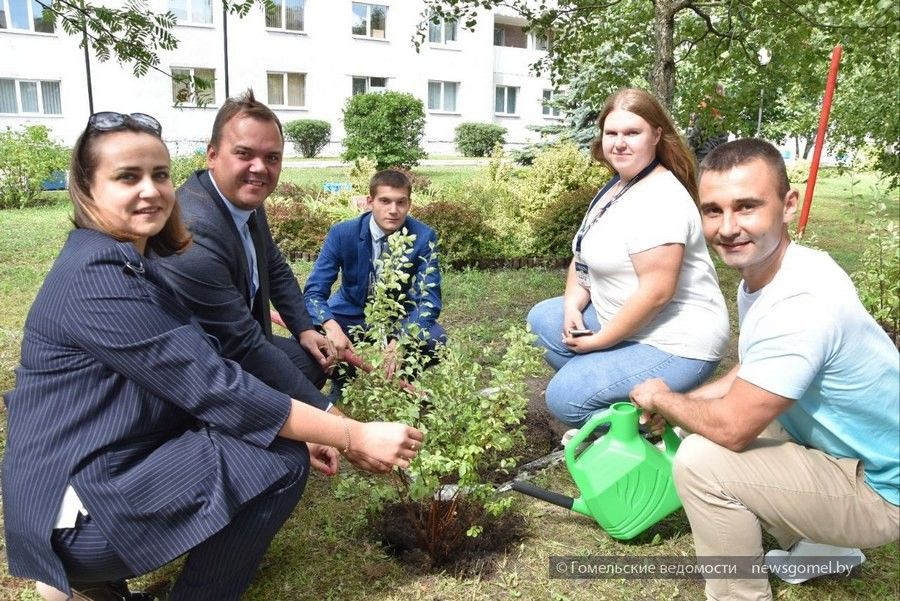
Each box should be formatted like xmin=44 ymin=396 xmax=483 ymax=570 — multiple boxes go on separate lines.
xmin=564 ymin=409 xmax=613 ymax=466
xmin=660 ymin=424 xmax=681 ymax=457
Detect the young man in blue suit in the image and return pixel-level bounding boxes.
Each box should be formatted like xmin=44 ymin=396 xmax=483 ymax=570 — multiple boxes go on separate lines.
xmin=304 ymin=170 xmax=446 ymax=382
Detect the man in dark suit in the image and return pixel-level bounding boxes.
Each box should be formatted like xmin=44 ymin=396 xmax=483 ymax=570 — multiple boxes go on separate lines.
xmin=157 ymin=90 xmax=335 ymax=434
xmin=303 ymin=169 xmax=445 ymax=382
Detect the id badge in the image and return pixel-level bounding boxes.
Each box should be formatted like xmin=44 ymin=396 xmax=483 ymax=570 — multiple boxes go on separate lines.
xmin=575 ymin=260 xmax=590 ymax=289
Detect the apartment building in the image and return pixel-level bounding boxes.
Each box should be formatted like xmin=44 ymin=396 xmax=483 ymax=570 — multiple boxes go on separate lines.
xmin=0 ymin=0 xmax=562 ymax=155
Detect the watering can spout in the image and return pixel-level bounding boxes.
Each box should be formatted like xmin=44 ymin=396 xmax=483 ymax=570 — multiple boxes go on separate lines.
xmin=571 ymin=496 xmax=591 ymax=518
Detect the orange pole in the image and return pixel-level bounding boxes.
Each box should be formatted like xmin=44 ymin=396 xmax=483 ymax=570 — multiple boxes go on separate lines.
xmin=797 ymin=44 xmax=843 ymax=239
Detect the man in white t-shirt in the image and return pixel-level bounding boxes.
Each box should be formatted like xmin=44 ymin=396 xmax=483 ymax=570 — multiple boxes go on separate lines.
xmin=630 ymin=139 xmax=899 ymax=601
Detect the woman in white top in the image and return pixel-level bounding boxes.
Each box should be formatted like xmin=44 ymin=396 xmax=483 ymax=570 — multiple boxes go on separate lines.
xmin=527 ymin=87 xmax=729 ymax=429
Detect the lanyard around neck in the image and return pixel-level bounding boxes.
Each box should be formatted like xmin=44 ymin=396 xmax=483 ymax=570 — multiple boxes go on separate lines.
xmin=575 ymin=159 xmax=660 ymax=254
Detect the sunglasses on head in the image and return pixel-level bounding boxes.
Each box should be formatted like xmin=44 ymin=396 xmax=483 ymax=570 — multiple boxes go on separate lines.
xmin=87 ymin=112 xmax=162 ymax=137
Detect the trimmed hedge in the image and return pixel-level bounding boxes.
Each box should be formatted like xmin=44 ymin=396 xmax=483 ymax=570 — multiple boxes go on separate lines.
xmin=342 ymin=92 xmax=426 ymax=170
xmin=284 ymin=119 xmax=331 ymax=158
xmin=455 ymin=123 xmax=506 ymax=157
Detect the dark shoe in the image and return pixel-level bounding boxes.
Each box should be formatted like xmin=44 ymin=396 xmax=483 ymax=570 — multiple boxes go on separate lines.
xmin=70 ymin=580 xmax=157 ymax=601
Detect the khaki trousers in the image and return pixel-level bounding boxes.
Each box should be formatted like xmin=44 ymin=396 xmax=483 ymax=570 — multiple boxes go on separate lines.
xmin=673 ymin=424 xmax=899 ymax=601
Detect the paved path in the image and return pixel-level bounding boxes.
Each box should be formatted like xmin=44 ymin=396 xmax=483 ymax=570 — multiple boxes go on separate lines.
xmin=282 ymin=157 xmax=490 ymax=169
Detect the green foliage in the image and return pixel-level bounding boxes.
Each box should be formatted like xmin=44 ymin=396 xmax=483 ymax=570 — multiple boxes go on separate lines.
xmin=284 ymin=119 xmax=332 ymax=158
xmin=341 ymin=92 xmax=427 ymax=170
xmin=420 ymin=0 xmax=900 ymax=183
xmin=0 ymin=125 xmax=69 ymax=210
xmin=786 ymin=159 xmax=812 ymax=185
xmin=336 ymin=231 xmax=543 ymax=557
xmin=412 ymin=200 xmax=499 ymax=265
xmin=530 ymin=186 xmax=596 ymax=258
xmin=514 ymin=141 xmax=608 ymax=217
xmin=266 ymin=198 xmax=337 ymax=258
xmin=454 ymin=123 xmax=507 ymax=157
xmin=169 ymin=151 xmax=207 ymax=189
xmin=348 ymin=156 xmax=378 ymax=195
xmin=852 ymin=198 xmax=899 ymax=342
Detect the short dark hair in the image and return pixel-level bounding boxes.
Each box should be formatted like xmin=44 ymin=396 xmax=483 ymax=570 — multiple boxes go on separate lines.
xmin=209 ymin=89 xmax=283 ymax=149
xmin=69 ymin=120 xmax=191 ymax=257
xmin=369 ymin=169 xmax=412 ymax=198
xmin=700 ymin=139 xmax=791 ymax=199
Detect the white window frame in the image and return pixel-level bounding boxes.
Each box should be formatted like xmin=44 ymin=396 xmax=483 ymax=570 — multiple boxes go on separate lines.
xmin=542 ymin=89 xmax=561 ymax=118
xmin=428 ymin=17 xmax=456 ymax=45
xmin=267 ymin=71 xmax=306 ymax=108
xmin=168 ymin=0 xmax=213 ymax=26
xmin=351 ymin=2 xmax=387 ymax=39
xmin=427 ymin=80 xmax=458 ymax=113
xmin=171 ymin=67 xmax=216 ymax=106
xmin=351 ymin=76 xmax=387 ymax=96
xmin=266 ymin=0 xmax=305 ymax=32
xmin=0 ymin=0 xmax=55 ymax=33
xmin=494 ymin=85 xmax=518 ymax=116
xmin=0 ymin=78 xmax=62 ymax=115
xmin=531 ymin=31 xmax=551 ymax=51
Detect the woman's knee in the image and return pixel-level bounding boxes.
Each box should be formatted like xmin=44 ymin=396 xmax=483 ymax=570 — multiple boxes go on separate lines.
xmin=527 ymin=297 xmax=563 ymax=337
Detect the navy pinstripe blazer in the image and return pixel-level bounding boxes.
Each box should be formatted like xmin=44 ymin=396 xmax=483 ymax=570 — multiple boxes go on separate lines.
xmin=2 ymin=229 xmax=295 ymax=593
xmin=157 ymin=171 xmax=328 ymax=410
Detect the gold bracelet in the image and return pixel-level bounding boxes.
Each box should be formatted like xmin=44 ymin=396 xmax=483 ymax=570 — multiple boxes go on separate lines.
xmin=341 ymin=416 xmax=352 ymax=454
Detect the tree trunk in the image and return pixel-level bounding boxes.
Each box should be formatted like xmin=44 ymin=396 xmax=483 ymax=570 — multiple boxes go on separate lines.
xmin=803 ymin=136 xmax=815 ymax=159
xmin=651 ymin=0 xmax=676 ymax=109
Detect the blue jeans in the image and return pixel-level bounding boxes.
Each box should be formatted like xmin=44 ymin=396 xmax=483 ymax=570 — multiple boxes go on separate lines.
xmin=527 ymin=296 xmax=719 ymax=428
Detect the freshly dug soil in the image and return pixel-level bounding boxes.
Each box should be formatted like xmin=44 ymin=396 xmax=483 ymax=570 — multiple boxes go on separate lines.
xmin=369 ymin=376 xmax=556 ymax=575
xmin=371 ymin=499 xmax=529 ymax=575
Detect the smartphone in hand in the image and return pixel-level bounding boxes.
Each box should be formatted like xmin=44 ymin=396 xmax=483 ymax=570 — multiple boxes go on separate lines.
xmin=568 ymin=328 xmax=594 ymax=337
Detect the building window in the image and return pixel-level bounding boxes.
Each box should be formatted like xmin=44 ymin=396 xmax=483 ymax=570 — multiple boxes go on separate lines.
xmin=542 ymin=89 xmax=561 ymax=117
xmin=0 ymin=0 xmax=55 ymax=33
xmin=532 ymin=31 xmax=551 ymax=51
xmin=168 ymin=0 xmax=212 ymax=24
xmin=0 ymin=78 xmax=61 ymax=114
xmin=427 ymin=80 xmax=457 ymax=112
xmin=267 ymin=72 xmax=306 ymax=107
xmin=351 ymin=2 xmax=386 ymax=39
xmin=352 ymin=76 xmax=387 ymax=95
xmin=493 ymin=23 xmax=526 ymax=48
xmin=171 ymin=67 xmax=215 ymax=105
xmin=428 ymin=17 xmax=456 ymax=44
xmin=266 ymin=0 xmax=304 ymax=32
xmin=495 ymin=85 xmax=518 ymax=115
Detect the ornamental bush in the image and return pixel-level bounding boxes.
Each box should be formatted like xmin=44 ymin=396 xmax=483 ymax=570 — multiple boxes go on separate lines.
xmin=455 ymin=123 xmax=507 ymax=157
xmin=412 ymin=200 xmax=500 ymax=265
xmin=335 ymin=231 xmax=543 ymax=564
xmin=284 ymin=119 xmax=331 ymax=158
xmin=169 ymin=151 xmax=207 ymax=188
xmin=342 ymin=92 xmax=426 ymax=170
xmin=0 ymin=125 xmax=69 ymax=209
xmin=266 ymin=199 xmax=335 ymax=258
xmin=530 ymin=186 xmax=596 ymax=258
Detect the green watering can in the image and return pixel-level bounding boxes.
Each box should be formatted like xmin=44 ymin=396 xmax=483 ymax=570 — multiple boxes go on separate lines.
xmin=511 ymin=402 xmax=682 ymax=540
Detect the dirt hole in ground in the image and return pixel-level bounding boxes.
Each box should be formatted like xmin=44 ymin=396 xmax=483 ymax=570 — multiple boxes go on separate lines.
xmin=368 ymin=376 xmax=559 ymax=575
xmin=371 ymin=499 xmax=528 ymax=576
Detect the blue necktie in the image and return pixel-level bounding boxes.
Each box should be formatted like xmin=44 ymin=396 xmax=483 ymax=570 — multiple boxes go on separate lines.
xmin=241 ymin=215 xmax=259 ymax=301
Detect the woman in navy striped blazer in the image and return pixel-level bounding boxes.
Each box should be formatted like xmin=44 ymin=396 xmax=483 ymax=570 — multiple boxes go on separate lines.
xmin=2 ymin=113 xmax=423 ymax=601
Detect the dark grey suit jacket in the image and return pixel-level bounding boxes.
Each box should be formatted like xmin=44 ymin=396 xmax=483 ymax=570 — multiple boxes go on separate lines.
xmin=2 ymin=229 xmax=294 ymax=593
xmin=157 ymin=170 xmax=327 ymax=410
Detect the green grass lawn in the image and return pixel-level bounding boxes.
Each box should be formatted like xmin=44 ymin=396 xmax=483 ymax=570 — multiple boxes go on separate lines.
xmin=0 ymin=170 xmax=897 ymax=600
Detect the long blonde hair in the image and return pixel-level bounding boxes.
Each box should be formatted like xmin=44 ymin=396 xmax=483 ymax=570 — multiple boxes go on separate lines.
xmin=590 ymin=88 xmax=699 ymax=203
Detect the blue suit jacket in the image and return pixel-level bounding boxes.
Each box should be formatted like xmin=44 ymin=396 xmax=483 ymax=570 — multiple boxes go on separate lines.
xmin=2 ymin=229 xmax=293 ymax=593
xmin=157 ymin=170 xmax=327 ymax=410
xmin=303 ymin=212 xmax=442 ymax=331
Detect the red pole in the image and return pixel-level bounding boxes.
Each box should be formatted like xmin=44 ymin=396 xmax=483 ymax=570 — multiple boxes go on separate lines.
xmin=797 ymin=44 xmax=843 ymax=239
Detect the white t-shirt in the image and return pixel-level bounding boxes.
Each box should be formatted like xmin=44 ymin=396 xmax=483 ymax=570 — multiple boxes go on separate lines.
xmin=737 ymin=243 xmax=899 ymax=504
xmin=575 ymin=169 xmax=729 ymax=360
